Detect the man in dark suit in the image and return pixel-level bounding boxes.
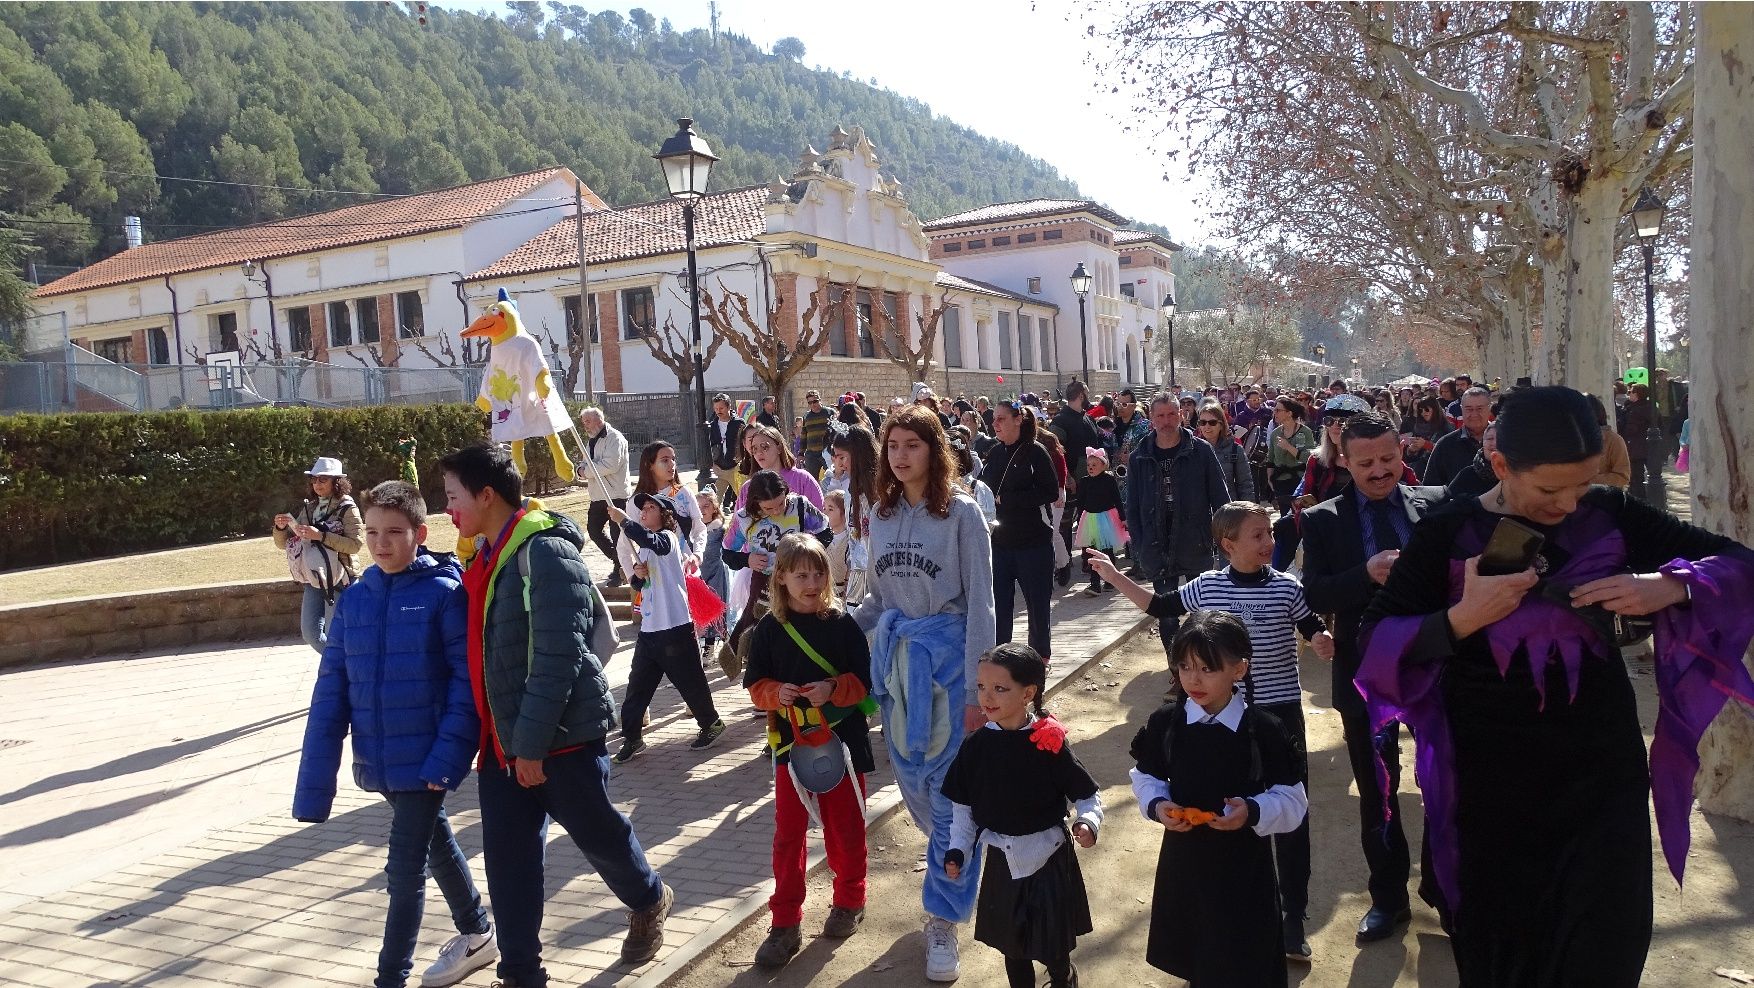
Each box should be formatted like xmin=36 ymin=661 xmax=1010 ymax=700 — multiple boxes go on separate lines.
xmin=704 ymin=393 xmax=743 ymax=495
xmin=1301 ymin=411 xmax=1447 ymax=946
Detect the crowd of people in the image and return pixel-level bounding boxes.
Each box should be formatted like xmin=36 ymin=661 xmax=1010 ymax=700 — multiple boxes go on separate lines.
xmin=278 ymin=364 xmax=1752 ymax=988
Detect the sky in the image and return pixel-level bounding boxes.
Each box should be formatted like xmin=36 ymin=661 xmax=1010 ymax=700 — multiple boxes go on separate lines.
xmin=451 ymin=0 xmax=1216 ymax=244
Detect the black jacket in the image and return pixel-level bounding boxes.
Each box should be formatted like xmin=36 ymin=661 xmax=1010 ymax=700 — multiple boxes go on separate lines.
xmin=1300 ymin=484 xmax=1448 ymax=678
xmin=979 ymin=439 xmax=1060 ymax=549
xmin=1049 ymin=404 xmax=1104 ymax=486
xmin=1422 ymin=427 xmax=1482 ymax=488
xmin=705 ymin=415 xmax=744 ymax=471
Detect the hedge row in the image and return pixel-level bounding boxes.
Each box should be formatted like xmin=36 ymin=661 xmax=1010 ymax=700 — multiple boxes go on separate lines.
xmin=0 ymin=402 xmax=588 ymax=571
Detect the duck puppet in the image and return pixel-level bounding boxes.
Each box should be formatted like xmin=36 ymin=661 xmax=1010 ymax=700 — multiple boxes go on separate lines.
xmin=462 ymin=289 xmax=581 ymax=480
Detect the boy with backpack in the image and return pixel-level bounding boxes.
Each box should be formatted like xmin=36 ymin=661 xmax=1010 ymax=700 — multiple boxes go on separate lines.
xmin=293 ymin=480 xmax=496 ymax=988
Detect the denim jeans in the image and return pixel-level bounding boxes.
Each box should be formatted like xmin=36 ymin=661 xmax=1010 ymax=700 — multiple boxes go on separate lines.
xmin=300 ymin=585 xmax=333 ymax=654
xmin=377 ymin=789 xmax=489 ymax=988
xmin=993 ymin=541 xmax=1055 ymax=661
xmin=478 ymin=741 xmax=664 ymax=987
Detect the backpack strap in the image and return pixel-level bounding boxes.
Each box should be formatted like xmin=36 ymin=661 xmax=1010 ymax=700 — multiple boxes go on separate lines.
xmin=515 ymin=542 xmax=535 ymax=674
xmin=779 ymin=620 xmax=877 ymax=716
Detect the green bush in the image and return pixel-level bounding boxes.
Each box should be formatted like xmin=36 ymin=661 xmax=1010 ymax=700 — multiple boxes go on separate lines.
xmin=0 ymin=403 xmax=505 ymax=570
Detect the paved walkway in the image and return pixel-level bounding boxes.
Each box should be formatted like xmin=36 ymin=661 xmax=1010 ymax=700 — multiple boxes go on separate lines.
xmin=0 ymin=579 xmax=1147 ymax=987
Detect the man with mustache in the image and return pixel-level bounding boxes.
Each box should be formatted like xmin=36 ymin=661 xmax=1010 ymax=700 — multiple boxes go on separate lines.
xmin=1299 ymin=411 xmax=1447 ymax=948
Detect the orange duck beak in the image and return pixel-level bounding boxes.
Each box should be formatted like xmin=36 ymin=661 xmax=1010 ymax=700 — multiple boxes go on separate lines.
xmin=462 ymin=307 xmax=508 ymax=340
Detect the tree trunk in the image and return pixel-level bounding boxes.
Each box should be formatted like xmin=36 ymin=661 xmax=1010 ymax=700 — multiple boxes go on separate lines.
xmin=1533 ymin=174 xmax=1621 ymax=395
xmin=1691 ymin=1 xmax=1754 ymax=823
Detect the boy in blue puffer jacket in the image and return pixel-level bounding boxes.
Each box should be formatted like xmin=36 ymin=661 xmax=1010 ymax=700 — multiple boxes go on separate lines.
xmin=294 ymin=481 xmax=496 ymax=988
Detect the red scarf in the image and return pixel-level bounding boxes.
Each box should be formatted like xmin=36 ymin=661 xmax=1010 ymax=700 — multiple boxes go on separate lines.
xmin=463 ymin=508 xmax=527 ymax=769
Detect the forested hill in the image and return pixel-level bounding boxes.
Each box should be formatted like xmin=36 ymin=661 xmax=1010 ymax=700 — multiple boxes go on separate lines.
xmin=0 ymin=1 xmax=1082 ymax=271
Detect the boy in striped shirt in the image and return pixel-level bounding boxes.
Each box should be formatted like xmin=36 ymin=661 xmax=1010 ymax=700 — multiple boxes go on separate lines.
xmin=1086 ymin=500 xmax=1333 ymax=962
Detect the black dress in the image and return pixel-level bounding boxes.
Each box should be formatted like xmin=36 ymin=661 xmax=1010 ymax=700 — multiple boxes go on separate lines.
xmin=940 ymin=724 xmax=1097 ymax=961
xmin=1358 ymin=488 xmax=1740 ymax=987
xmin=1130 ymin=702 xmax=1300 ymax=987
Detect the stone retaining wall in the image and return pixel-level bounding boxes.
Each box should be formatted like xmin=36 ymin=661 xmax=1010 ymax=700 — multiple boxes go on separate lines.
xmin=0 ymin=580 xmax=304 ymax=668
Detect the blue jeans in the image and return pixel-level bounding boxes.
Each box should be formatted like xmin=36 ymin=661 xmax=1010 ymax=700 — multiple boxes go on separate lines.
xmin=478 ymin=741 xmax=664 ymax=987
xmin=377 ymin=789 xmax=489 ymax=988
xmin=993 ymin=541 xmax=1055 ymax=661
xmin=300 ymin=585 xmax=333 ymax=654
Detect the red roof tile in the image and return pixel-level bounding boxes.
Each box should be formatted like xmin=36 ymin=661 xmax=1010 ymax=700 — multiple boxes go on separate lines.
xmin=33 ymin=168 xmax=579 ymax=298
xmin=470 ymin=185 xmax=771 ymax=281
xmin=923 ymin=198 xmax=1131 ymax=232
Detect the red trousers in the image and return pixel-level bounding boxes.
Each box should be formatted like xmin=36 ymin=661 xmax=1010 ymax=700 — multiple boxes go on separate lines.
xmin=770 ymin=764 xmax=868 ymax=926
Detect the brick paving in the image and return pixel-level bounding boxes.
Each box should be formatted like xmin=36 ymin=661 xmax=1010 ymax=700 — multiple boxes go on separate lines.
xmin=0 ymin=574 xmax=1146 ymax=988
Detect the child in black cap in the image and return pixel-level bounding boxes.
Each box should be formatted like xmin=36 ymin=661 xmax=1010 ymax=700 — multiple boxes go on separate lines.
xmin=612 ymin=490 xmax=726 ymax=762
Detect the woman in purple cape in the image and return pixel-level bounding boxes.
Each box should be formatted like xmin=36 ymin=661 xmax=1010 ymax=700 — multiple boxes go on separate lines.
xmin=1357 ymin=386 xmax=1754 ymax=988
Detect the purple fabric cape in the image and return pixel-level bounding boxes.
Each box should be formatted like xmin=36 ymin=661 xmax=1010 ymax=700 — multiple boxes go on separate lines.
xmin=1354 ymin=504 xmax=1754 ymax=909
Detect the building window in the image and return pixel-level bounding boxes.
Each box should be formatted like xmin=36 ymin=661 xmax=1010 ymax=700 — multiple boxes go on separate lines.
xmin=210 ymin=311 xmax=240 ymax=353
xmin=967 ymin=239 xmax=985 ymax=250
xmin=942 ymin=306 xmax=962 ymax=368
xmin=1018 ymin=313 xmax=1033 ymax=369
xmin=621 ymin=286 xmax=654 ymax=340
xmin=942 ymin=242 xmax=961 ymax=253
xmin=1120 ymin=255 xmax=1132 ymax=266
xmin=95 ymin=337 xmax=132 ymax=363
xmin=1019 ymin=233 xmax=1036 ymax=244
xmin=148 ymin=327 xmax=170 ymax=366
xmin=1119 ymin=283 xmax=1136 ymax=300
xmin=328 ymin=300 xmax=353 ymax=347
xmin=997 ymin=310 xmax=1013 ymax=369
xmin=976 ymin=320 xmax=991 ymax=369
xmin=1038 ymin=317 xmax=1051 ymax=371
xmin=287 ymin=307 xmax=313 ymax=352
xmin=993 ymin=236 xmax=1011 ymax=246
xmin=855 ymin=289 xmax=875 ymax=358
xmin=396 ymin=291 xmax=425 ymax=339
xmin=563 ymin=295 xmax=600 ymax=345
xmin=356 ymin=297 xmax=381 ymax=344
xmin=1027 ymin=277 xmax=1041 ymax=294
xmin=881 ymin=292 xmax=900 ymax=358
xmin=1044 ymin=229 xmax=1063 ymax=241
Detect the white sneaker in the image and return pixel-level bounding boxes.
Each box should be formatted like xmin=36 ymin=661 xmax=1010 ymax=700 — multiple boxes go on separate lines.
xmin=420 ymin=925 xmax=497 ymax=987
xmin=923 ymin=916 xmax=960 ymax=982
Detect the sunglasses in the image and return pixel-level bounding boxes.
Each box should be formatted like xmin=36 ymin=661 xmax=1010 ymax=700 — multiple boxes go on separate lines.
xmin=1197 ymin=418 xmax=1222 ymax=427
xmin=1322 ymin=415 xmax=1349 ymax=425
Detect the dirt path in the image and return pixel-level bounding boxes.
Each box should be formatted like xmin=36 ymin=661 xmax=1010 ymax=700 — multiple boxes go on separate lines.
xmin=667 ymin=626 xmax=1751 ymax=988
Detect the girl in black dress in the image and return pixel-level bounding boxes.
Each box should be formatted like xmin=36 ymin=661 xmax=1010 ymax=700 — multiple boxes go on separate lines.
xmin=1357 ymin=386 xmax=1754 ymax=987
xmin=941 ymin=644 xmax=1101 ymax=988
xmin=1129 ymin=611 xmax=1309 ymax=987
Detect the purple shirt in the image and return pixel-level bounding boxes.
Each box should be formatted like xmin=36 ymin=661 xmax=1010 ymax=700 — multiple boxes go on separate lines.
xmin=737 ymin=465 xmax=824 ymax=511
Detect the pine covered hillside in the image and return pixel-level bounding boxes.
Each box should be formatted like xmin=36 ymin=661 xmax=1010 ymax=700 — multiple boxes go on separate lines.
xmin=0 ymin=1 xmax=1082 ymax=272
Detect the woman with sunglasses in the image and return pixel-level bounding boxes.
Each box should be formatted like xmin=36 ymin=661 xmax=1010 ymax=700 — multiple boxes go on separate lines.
xmin=1195 ymin=401 xmax=1255 ymax=503
xmin=979 ymin=400 xmax=1062 ymax=666
xmin=1401 ymin=396 xmax=1455 ymax=480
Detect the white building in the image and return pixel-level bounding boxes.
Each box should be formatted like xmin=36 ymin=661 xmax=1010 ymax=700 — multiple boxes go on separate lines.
xmin=923 ymin=200 xmax=1180 ymax=396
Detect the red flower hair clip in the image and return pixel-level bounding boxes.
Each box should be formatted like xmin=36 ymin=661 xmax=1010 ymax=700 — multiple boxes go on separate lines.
xmin=1029 ymin=713 xmax=1066 ymax=754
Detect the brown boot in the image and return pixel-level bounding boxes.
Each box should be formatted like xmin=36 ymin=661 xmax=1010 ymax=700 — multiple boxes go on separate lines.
xmin=754 ymin=925 xmax=803 ymax=968
xmin=620 ymin=882 xmax=673 ymax=965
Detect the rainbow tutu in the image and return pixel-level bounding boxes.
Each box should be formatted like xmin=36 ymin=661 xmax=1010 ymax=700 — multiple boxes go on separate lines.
xmin=1073 ymin=508 xmax=1128 ymax=550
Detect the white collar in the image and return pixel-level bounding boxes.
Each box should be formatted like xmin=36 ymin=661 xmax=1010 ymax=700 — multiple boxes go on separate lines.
xmin=982 ymin=712 xmax=1037 ymax=732
xmin=1184 ymin=693 xmax=1246 ymax=731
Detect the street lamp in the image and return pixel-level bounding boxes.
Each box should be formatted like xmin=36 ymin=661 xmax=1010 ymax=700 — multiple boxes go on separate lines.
xmin=1161 ymin=292 xmax=1177 ymax=388
xmin=654 ymin=116 xmax=720 ymax=487
xmin=1628 ymin=186 xmax=1667 ymax=501
xmin=1070 ymin=263 xmax=1093 ymax=388
xmin=1142 ymin=323 xmax=1154 ymax=384
xmin=1311 ymin=343 xmax=1326 ymax=363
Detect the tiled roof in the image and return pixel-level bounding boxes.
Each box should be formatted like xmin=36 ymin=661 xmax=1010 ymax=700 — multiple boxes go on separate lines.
xmin=935 ymin=272 xmax=1058 ymax=309
xmin=471 ymin=185 xmax=771 ymax=281
xmin=922 ymin=198 xmax=1130 ymax=232
xmin=33 ymin=169 xmax=577 ymax=298
xmin=1115 ymin=229 xmax=1182 ymax=251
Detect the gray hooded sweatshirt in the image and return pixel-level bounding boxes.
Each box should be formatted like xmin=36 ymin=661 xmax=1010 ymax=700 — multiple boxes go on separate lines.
xmin=852 ymin=492 xmax=997 ymax=705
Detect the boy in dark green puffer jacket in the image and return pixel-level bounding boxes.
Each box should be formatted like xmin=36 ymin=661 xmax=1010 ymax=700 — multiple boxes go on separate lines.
xmin=438 ymin=444 xmax=673 ymax=988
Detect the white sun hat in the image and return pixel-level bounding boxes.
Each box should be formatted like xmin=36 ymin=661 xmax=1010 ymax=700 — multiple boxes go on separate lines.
xmin=304 ymin=457 xmax=346 ymax=477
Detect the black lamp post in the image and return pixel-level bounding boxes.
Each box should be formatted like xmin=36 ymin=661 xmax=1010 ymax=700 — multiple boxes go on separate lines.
xmin=1629 ymin=186 xmax=1667 ymax=501
xmin=1160 ymin=292 xmax=1177 ymax=389
xmin=1142 ymin=323 xmax=1153 ymax=384
xmin=1070 ymin=262 xmax=1093 ymax=388
xmin=654 ymin=117 xmax=719 ymax=488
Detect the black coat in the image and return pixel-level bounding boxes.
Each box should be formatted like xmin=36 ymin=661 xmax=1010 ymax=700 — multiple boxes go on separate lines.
xmin=1300 ymin=484 xmax=1448 ymax=679
xmin=1049 ymin=405 xmax=1104 ymax=485
xmin=1422 ymin=427 xmax=1482 ymax=488
xmin=705 ymin=416 xmax=744 ymax=471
